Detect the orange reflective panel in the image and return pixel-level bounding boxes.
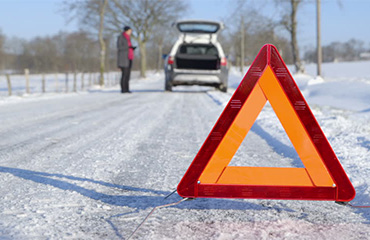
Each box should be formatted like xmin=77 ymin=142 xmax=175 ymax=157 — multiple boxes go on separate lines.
xmin=199 ymin=84 xmax=267 ymax=184
xmin=258 ymin=66 xmax=334 ymax=187
xmin=199 ymin=66 xmax=333 ymax=187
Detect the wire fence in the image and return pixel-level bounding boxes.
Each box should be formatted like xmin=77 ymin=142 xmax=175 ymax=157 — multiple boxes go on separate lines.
xmin=0 ymin=69 xmax=121 ymax=97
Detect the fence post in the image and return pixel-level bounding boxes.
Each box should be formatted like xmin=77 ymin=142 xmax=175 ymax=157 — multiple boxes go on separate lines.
xmin=6 ymin=74 xmax=12 ymax=96
xmin=89 ymin=72 xmax=92 ymax=87
xmin=65 ymin=72 xmax=69 ymax=92
xmin=73 ymin=72 xmax=77 ymax=92
xmin=55 ymin=73 xmax=59 ymax=92
xmin=25 ymin=68 xmax=30 ymax=94
xmin=81 ymin=72 xmax=85 ymax=91
xmin=42 ymin=74 xmax=46 ymax=93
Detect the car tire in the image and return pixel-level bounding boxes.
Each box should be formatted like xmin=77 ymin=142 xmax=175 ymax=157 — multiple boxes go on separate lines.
xmin=217 ymin=84 xmax=227 ymax=93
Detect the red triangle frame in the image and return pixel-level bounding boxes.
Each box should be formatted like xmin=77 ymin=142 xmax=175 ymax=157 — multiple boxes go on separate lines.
xmin=177 ymin=44 xmax=355 ymax=202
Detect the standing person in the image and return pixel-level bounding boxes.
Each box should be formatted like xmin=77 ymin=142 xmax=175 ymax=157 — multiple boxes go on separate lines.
xmin=117 ymin=26 xmax=135 ymax=93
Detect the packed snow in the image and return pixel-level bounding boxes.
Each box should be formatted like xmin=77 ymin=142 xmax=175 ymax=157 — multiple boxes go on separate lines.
xmin=0 ymin=61 xmax=369 ymax=239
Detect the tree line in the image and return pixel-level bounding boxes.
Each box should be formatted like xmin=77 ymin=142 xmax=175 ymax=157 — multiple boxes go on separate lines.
xmin=304 ymin=39 xmax=370 ymax=63
xmin=0 ymin=31 xmax=111 ymax=74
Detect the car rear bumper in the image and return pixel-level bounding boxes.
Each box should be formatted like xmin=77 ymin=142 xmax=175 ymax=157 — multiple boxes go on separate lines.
xmin=171 ymin=69 xmax=224 ymax=86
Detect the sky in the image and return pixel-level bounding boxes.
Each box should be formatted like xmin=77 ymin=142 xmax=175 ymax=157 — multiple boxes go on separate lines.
xmin=186 ymin=0 xmax=370 ymax=49
xmin=0 ymin=0 xmax=370 ymax=50
xmin=0 ymin=0 xmax=78 ymax=39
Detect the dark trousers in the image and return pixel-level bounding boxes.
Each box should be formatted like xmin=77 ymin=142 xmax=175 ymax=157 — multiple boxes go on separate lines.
xmin=120 ymin=60 xmax=132 ymax=93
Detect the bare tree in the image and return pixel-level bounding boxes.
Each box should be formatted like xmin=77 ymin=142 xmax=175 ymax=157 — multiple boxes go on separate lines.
xmin=62 ymin=0 xmax=109 ymax=86
xmin=0 ymin=30 xmax=5 ymax=71
xmin=240 ymin=16 xmax=245 ymax=73
xmin=9 ymin=31 xmax=101 ymax=74
xmin=224 ymin=3 xmax=293 ymax=67
xmin=64 ymin=32 xmax=97 ymax=73
xmin=277 ymin=0 xmax=304 ymax=73
xmin=225 ymin=0 xmax=248 ymax=73
xmin=304 ymin=39 xmax=366 ymax=63
xmin=153 ymin=28 xmax=165 ymax=72
xmin=98 ymin=0 xmax=108 ymax=86
xmin=106 ymin=0 xmax=187 ymax=78
xmin=148 ymin=24 xmax=177 ymax=72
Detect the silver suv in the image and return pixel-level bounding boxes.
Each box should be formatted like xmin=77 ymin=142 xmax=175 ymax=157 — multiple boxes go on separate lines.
xmin=164 ymin=20 xmax=228 ymax=92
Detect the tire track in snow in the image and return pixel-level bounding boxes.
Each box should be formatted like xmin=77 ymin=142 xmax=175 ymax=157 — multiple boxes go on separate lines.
xmin=0 ymin=93 xmax=162 ymax=168
xmin=107 ymin=90 xmax=227 ymax=238
xmin=0 ymin=94 xmax=136 ymax=148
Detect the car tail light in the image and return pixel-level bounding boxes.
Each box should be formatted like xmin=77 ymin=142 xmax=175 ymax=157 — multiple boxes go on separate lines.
xmin=221 ymin=57 xmax=227 ymax=66
xmin=168 ymin=56 xmax=174 ymax=65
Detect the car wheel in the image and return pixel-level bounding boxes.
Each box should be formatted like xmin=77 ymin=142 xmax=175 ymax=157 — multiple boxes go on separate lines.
xmin=217 ymin=84 xmax=227 ymax=93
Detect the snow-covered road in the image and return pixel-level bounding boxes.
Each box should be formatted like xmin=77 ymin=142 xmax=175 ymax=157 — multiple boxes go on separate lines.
xmin=1 ymin=70 xmax=370 ymax=239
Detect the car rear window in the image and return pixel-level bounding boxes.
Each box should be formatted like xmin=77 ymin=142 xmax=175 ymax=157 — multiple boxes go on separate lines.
xmin=177 ymin=23 xmax=219 ymax=33
xmin=179 ymin=44 xmax=218 ymax=56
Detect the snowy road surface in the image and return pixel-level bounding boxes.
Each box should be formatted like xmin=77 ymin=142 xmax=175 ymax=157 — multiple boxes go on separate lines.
xmin=1 ymin=69 xmax=370 ymax=239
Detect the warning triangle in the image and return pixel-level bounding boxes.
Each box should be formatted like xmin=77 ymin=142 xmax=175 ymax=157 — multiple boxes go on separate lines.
xmin=177 ymin=44 xmax=355 ymax=202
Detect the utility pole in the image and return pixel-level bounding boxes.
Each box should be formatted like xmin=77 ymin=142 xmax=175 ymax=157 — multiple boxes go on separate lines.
xmin=316 ymin=0 xmax=322 ymax=76
xmin=240 ymin=16 xmax=245 ymax=74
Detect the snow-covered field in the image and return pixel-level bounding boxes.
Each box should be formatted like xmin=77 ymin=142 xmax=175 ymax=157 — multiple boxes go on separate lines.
xmin=0 ymin=62 xmax=370 ymax=239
